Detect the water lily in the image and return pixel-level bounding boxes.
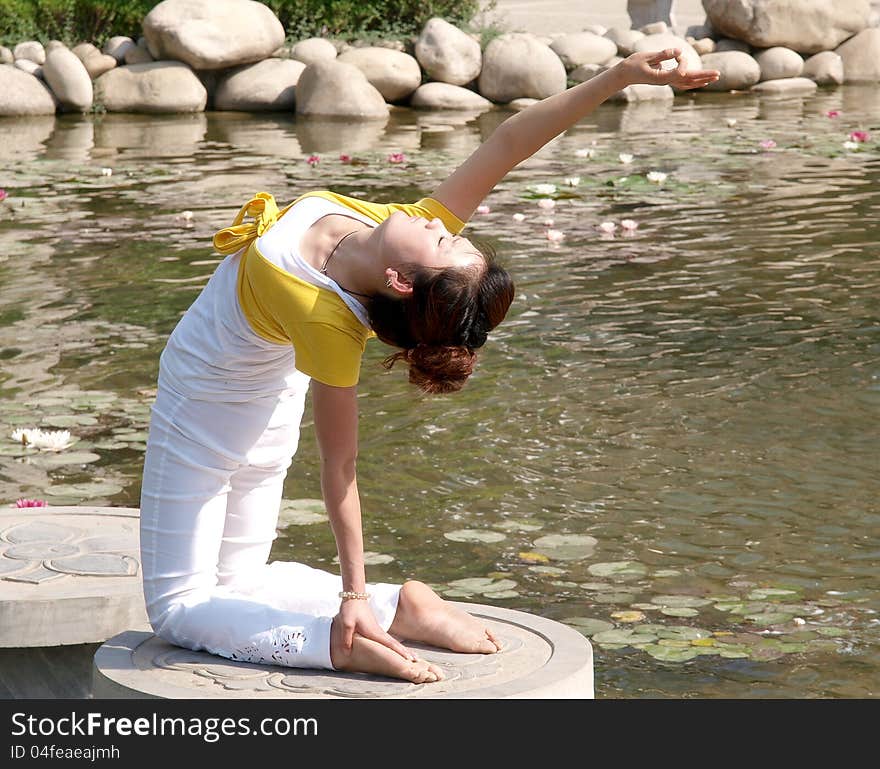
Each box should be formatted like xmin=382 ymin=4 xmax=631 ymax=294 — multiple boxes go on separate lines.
xmin=338 ymin=154 xmax=351 ymax=163
xmin=575 ymin=148 xmax=595 ymax=159
xmin=177 ymin=210 xmax=194 ymax=222
xmin=725 ymin=118 xmax=737 ymax=127
xmin=100 ymin=167 xmax=113 ymax=177
xmin=564 ymin=176 xmax=580 ymax=186
xmin=646 ymin=171 xmax=667 ymax=184
xmin=15 ymin=498 xmax=47 ymax=508
xmin=759 ymin=139 xmax=777 ymax=150
xmin=597 ymin=221 xmax=617 ymax=234
xmin=537 ymin=198 xmax=556 ymax=210
xmin=387 ymin=152 xmax=407 ymax=164
xmin=476 ymin=204 xmax=491 ymax=214
xmin=621 ymin=219 xmax=638 ymax=231
xmin=0 ymin=189 xmax=6 ymax=203
xmin=512 ymin=213 xmax=525 ymax=222
xmin=531 ymin=183 xmax=557 ymax=195
xmin=545 ymin=229 xmax=565 ymax=243
xmin=849 ymin=130 xmax=870 ymax=143
xmin=542 ymin=218 xmax=555 ymax=226
xmin=825 ymin=110 xmax=840 ymax=118
xmin=843 ymin=140 xmax=859 ymax=151
xmin=11 ymin=428 xmax=73 ymax=451
xmin=306 ymin=154 xmax=320 ymax=167
xmin=619 ymin=153 xmax=634 ymax=164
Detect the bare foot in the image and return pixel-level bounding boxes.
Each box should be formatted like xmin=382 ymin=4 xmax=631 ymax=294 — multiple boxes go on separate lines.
xmin=389 ymin=580 xmax=502 ymax=654
xmin=330 ymin=615 xmax=444 ymax=684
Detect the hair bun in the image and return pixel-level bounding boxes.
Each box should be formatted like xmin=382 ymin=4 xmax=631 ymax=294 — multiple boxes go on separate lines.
xmin=385 ymin=345 xmax=476 ymax=394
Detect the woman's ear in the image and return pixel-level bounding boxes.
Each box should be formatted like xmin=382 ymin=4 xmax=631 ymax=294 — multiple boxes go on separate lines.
xmin=385 ymin=268 xmax=414 ymax=296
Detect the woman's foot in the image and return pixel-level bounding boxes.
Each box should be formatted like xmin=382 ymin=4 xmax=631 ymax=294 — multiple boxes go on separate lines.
xmin=330 ymin=614 xmax=444 ymax=683
xmin=389 ymin=580 xmax=502 ymax=654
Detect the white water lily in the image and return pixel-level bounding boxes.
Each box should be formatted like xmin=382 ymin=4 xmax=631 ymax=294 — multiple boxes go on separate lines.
xmin=647 ymin=171 xmax=668 ymax=184
xmin=11 ymin=427 xmax=74 ymax=451
xmin=621 ymin=219 xmax=638 ymax=231
xmin=564 ymin=176 xmax=581 ymax=186
xmin=619 ymin=153 xmax=634 ymax=164
xmin=575 ymin=148 xmax=596 ymax=159
xmin=725 ymin=118 xmax=737 ymax=127
xmin=542 ymin=218 xmax=555 ymax=226
xmin=531 ymin=183 xmax=557 ymax=195
xmin=100 ymin=167 xmax=113 ymax=177
xmin=537 ymin=198 xmax=556 ymax=210
xmin=843 ymin=140 xmax=859 ymax=150
xmin=545 ymin=229 xmax=565 ymax=243
xmin=178 ymin=210 xmax=194 ymax=221
xmin=512 ymin=213 xmax=526 ymax=222
xmin=597 ymin=221 xmax=617 ymax=234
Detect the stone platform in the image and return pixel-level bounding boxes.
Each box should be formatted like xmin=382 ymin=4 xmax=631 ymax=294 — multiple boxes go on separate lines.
xmin=94 ymin=603 xmax=594 ymax=699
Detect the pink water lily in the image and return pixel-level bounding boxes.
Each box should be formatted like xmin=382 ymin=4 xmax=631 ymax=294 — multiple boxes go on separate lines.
xmin=537 ymin=198 xmax=555 ymax=210
xmin=545 ymin=229 xmax=565 ymax=243
xmin=306 ymin=154 xmax=320 ymax=167
xmin=849 ymin=130 xmax=870 ymax=143
xmin=0 ymin=189 xmax=6 ymax=203
xmin=597 ymin=221 xmax=617 ymax=234
xmin=759 ymin=139 xmax=777 ymax=150
xmin=338 ymin=154 xmax=351 ymax=163
xmin=476 ymin=204 xmax=491 ymax=214
xmin=15 ymin=498 xmax=47 ymax=508
xmin=387 ymin=152 xmax=407 ymax=164
xmin=512 ymin=213 xmax=525 ymax=222
xmin=621 ymin=219 xmax=638 ymax=231
xmin=825 ymin=110 xmax=840 ymax=118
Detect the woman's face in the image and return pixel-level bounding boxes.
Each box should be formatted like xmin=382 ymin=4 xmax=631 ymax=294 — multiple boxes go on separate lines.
xmin=373 ymin=211 xmax=483 ymax=273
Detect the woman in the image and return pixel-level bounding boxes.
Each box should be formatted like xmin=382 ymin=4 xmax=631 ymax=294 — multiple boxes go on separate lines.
xmin=139 ymin=50 xmax=719 ymax=684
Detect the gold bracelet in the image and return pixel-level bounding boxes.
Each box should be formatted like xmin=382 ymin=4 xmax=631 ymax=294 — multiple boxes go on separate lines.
xmin=339 ymin=590 xmax=371 ymax=601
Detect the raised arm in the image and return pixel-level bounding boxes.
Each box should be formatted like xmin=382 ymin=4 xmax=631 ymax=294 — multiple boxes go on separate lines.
xmin=430 ymin=49 xmax=720 ymax=222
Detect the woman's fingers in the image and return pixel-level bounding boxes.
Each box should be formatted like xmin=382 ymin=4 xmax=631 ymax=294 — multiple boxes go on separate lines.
xmin=646 ymin=47 xmax=681 ymax=66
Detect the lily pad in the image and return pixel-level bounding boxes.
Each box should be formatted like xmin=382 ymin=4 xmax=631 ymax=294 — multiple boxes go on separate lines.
xmin=594 ymin=592 xmax=637 ymax=604
xmin=719 ymin=650 xmax=750 ymax=659
xmin=518 ymin=551 xmax=550 ymax=563
xmin=562 ymin=617 xmax=614 ymax=636
xmin=529 ymin=565 xmax=567 ymax=576
xmin=656 ymin=626 xmax=712 ymax=641
xmin=42 ymin=414 xmax=98 ymax=428
xmin=744 ymin=611 xmax=794 ymax=626
xmin=444 ymin=529 xmax=506 ymax=544
xmin=30 ymin=451 xmax=101 ymax=468
xmin=651 ymin=595 xmax=713 ymax=608
xmin=611 ymin=610 xmax=645 ymax=623
xmin=747 ymin=588 xmax=800 ymax=601
xmin=45 ymin=481 xmax=124 ymax=499
xmin=592 ymin=629 xmax=639 ymax=646
xmin=531 ymin=534 xmax=597 ymax=560
xmin=587 ymin=561 xmax=647 ymax=579
xmin=643 ymin=645 xmax=699 ymax=662
xmin=661 ymin=607 xmax=699 ymax=618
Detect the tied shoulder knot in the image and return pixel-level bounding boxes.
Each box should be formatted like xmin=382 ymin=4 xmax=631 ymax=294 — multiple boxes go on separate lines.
xmin=213 ymin=192 xmax=283 ymax=254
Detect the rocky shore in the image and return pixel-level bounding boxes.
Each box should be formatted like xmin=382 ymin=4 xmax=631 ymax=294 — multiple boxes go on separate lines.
xmin=1 ymin=0 xmax=879 ymax=118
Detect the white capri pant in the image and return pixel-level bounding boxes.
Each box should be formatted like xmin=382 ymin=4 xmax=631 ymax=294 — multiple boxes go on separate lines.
xmin=139 ymin=381 xmax=402 ymax=671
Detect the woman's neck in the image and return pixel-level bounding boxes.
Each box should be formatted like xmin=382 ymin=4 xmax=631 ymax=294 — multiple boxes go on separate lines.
xmin=302 ymin=215 xmax=381 ymax=299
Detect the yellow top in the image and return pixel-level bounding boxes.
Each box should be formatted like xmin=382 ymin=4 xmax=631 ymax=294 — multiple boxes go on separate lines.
xmin=212 ymin=190 xmax=466 ymax=388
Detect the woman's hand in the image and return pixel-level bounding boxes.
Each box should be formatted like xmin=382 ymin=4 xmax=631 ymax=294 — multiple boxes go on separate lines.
xmin=339 ymin=598 xmax=416 ymax=661
xmin=616 ymin=48 xmax=720 ymax=90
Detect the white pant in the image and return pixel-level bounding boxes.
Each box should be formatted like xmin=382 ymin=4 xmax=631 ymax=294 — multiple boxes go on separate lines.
xmin=139 ymin=380 xmax=401 ymax=671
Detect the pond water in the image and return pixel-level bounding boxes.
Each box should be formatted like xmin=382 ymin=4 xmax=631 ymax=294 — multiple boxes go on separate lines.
xmin=1 ymin=87 xmax=878 ymax=698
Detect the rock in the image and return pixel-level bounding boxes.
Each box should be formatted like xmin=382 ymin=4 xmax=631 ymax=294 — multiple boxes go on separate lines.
xmin=692 ymin=37 xmax=716 ymax=55
xmin=506 ymin=97 xmax=539 ymax=111
xmin=143 ymin=0 xmax=285 ymax=70
xmin=686 ymin=24 xmax=715 ymax=39
xmin=550 ymin=32 xmax=618 ymax=70
xmin=214 ymin=58 xmax=305 ymax=111
xmin=43 ymin=47 xmax=93 ymax=112
xmin=415 ymin=17 xmax=481 ymax=86
xmin=94 ymin=61 xmax=207 ymax=113
xmin=103 ymin=36 xmax=136 ymax=63
xmin=0 ymin=46 xmax=12 ymax=65
xmin=569 ymin=63 xmax=605 ymax=83
xmin=750 ymin=76 xmax=819 ymax=95
xmin=14 ymin=59 xmax=43 ymax=79
xmin=703 ymin=0 xmax=872 ymax=54
xmin=478 ymin=33 xmax=567 ymax=102
xmin=610 ymin=83 xmax=675 ymax=101
xmin=802 ymin=51 xmax=844 ymax=84
xmin=632 ymin=33 xmax=701 ymax=74
xmin=604 ymin=27 xmax=645 ymax=56
xmin=715 ymin=38 xmax=751 ymax=52
xmin=410 ymin=82 xmax=493 ymax=110
xmin=629 ymin=0 xmax=675 ymax=27
xmin=45 ymin=40 xmax=66 ymax=54
xmin=754 ymin=46 xmax=803 ymax=80
xmin=124 ymin=41 xmax=154 ymax=66
xmin=72 ymin=43 xmax=100 ymax=62
xmin=82 ymin=53 xmax=118 ymax=79
xmin=700 ymin=50 xmax=762 ymax=90
xmin=337 ymin=47 xmax=421 ymax=102
xmin=295 ymin=60 xmax=388 ymax=119
xmin=640 ymin=21 xmax=669 ymax=35
xmin=836 ymin=27 xmax=880 ymax=82
xmin=14 ymin=41 xmax=46 ymax=65
xmin=584 ymin=24 xmax=608 ymax=36
xmin=0 ymin=65 xmax=56 ymax=115
xmin=291 ymin=37 xmax=338 ymax=66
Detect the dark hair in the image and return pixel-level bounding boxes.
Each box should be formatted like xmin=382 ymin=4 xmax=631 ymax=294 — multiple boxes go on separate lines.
xmin=369 ymin=242 xmax=515 ymax=394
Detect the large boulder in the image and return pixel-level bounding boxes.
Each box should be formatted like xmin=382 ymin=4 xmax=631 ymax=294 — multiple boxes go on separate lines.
xmin=802 ymin=51 xmax=844 ymax=84
xmin=632 ymin=33 xmax=702 ymax=74
xmin=143 ymin=0 xmax=285 ymax=70
xmin=0 ymin=46 xmax=13 ymax=65
xmin=753 ymin=46 xmax=803 ymax=80
xmin=478 ymin=33 xmax=567 ymax=102
xmin=415 ymin=17 xmax=481 ymax=86
xmin=14 ymin=59 xmax=43 ymax=79
xmin=14 ymin=41 xmax=45 ymax=65
xmin=125 ymin=40 xmax=154 ymax=65
xmin=410 ymin=82 xmax=492 ymax=110
xmin=215 ymin=58 xmax=305 ymax=111
xmin=703 ymin=0 xmax=872 ymax=54
xmin=295 ymin=60 xmax=388 ymax=119
xmin=82 ymin=52 xmax=117 ymax=79
xmin=94 ymin=62 xmax=207 ymax=113
xmin=750 ymin=76 xmax=819 ymax=95
xmin=103 ymin=36 xmax=136 ymax=63
xmin=604 ymin=27 xmax=645 ymax=56
xmin=549 ymin=32 xmax=618 ymax=70
xmin=0 ymin=66 xmax=56 ymax=115
xmin=337 ymin=47 xmax=421 ymax=102
xmin=42 ymin=47 xmax=93 ymax=112
xmin=291 ymin=38 xmax=338 ymax=66
xmin=835 ymin=27 xmax=880 ymax=82
xmin=699 ymin=51 xmax=762 ymax=90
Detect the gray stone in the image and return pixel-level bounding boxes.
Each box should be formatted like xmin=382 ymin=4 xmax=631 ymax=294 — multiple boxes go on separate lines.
xmin=295 ymin=60 xmax=388 ymax=119
xmin=415 ymin=17 xmax=482 ymax=86
xmin=0 ymin=507 xmax=149 ymax=647
xmin=43 ymin=47 xmax=93 ymax=112
xmin=506 ymin=97 xmax=539 ymax=111
xmin=715 ymin=38 xmax=752 ymax=53
xmin=410 ymin=82 xmax=493 ymax=110
xmin=691 ymin=37 xmax=716 ymax=55
xmin=0 ymin=67 xmax=55 ymax=114
xmin=604 ymin=27 xmax=646 ymax=56
xmin=95 ymin=62 xmax=207 ymax=113
xmin=569 ymin=63 xmax=605 ymax=83
xmin=802 ymin=51 xmax=844 ymax=84
xmin=632 ymin=32 xmax=702 ymax=74
xmin=0 ymin=46 xmax=12 ymax=65
xmin=124 ymin=41 xmax=154 ymax=66
xmin=72 ymin=43 xmax=100 ymax=62
xmin=14 ymin=41 xmax=45 ymax=65
xmin=754 ymin=46 xmax=804 ymax=80
xmin=291 ymin=37 xmax=338 ymax=66
xmin=82 ymin=53 xmax=117 ymax=80
xmin=478 ymin=33 xmax=567 ymax=103
xmin=14 ymin=59 xmax=43 ymax=79
xmin=103 ymin=36 xmax=135 ymax=63
xmin=836 ymin=27 xmax=880 ymax=82
xmin=550 ymin=32 xmax=618 ymax=70
xmin=45 ymin=40 xmax=66 ymax=54
xmin=629 ymin=0 xmax=675 ymax=27
xmin=640 ymin=21 xmax=669 ymax=35
xmin=584 ymin=24 xmax=608 ymax=36
xmin=703 ymin=0 xmax=872 ymax=54
xmin=750 ymin=76 xmax=819 ymax=95
xmin=93 ymin=604 xmax=594 ymax=699
xmin=686 ymin=23 xmax=715 ymax=39
xmin=700 ymin=50 xmax=762 ymax=90
xmin=610 ymin=83 xmax=675 ymax=101
xmin=144 ymin=0 xmax=285 ymax=70
xmin=215 ymin=58 xmax=305 ymax=111
xmin=337 ymin=47 xmax=422 ymax=102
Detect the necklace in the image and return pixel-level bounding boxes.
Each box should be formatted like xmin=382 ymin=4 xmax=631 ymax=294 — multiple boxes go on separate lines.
xmin=320 ymin=229 xmax=373 ymax=300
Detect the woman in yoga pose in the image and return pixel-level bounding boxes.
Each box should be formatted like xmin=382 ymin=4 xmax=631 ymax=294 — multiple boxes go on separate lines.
xmin=139 ymin=49 xmax=719 ymax=683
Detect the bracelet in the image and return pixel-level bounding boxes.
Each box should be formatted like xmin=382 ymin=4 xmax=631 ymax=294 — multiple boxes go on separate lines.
xmin=339 ymin=590 xmax=371 ymax=601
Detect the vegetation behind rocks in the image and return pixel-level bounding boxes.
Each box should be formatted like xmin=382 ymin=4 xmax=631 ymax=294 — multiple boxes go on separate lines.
xmin=0 ymin=0 xmax=482 ymax=47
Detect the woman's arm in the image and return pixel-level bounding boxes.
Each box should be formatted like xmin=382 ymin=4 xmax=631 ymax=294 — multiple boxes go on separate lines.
xmin=430 ymin=48 xmax=720 ymax=222
xmin=311 ymin=380 xmax=414 ymax=660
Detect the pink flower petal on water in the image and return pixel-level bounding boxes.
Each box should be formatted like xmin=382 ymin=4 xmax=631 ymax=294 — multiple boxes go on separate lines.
xmin=306 ymin=154 xmax=320 ymax=166
xmin=597 ymin=221 xmax=617 ymax=234
xmin=621 ymin=219 xmax=638 ymax=231
xmin=545 ymin=229 xmax=565 ymax=243
xmin=759 ymin=139 xmax=777 ymax=150
xmin=850 ymin=130 xmax=870 ymax=143
xmin=387 ymin=152 xmax=407 ymax=164
xmin=537 ymin=198 xmax=555 ymax=210
xmin=512 ymin=213 xmax=526 ymax=222
xmin=0 ymin=189 xmax=7 ymax=203
xmin=825 ymin=110 xmax=840 ymax=118
xmin=476 ymin=204 xmax=491 ymax=214
xmin=15 ymin=498 xmax=47 ymax=508
xmin=338 ymin=154 xmax=351 ymax=163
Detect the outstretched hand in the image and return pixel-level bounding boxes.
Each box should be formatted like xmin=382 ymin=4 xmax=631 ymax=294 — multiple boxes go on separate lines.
xmin=618 ymin=48 xmax=720 ymax=90
xmin=339 ymin=597 xmax=416 ymax=661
